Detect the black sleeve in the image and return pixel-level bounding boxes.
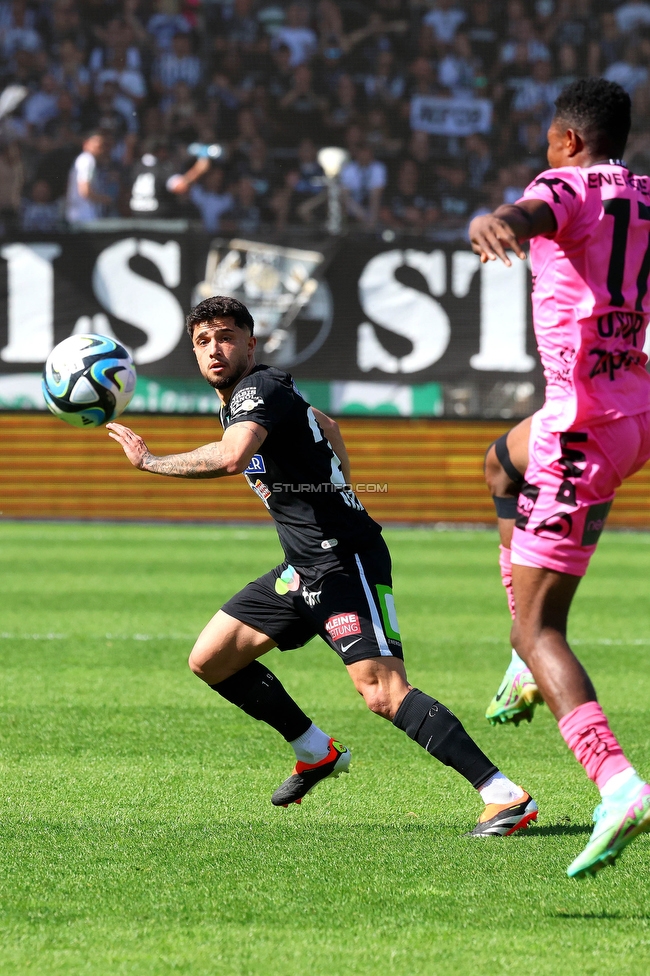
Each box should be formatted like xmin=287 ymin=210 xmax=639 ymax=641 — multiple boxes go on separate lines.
xmin=226 ymin=370 xmax=295 ymax=433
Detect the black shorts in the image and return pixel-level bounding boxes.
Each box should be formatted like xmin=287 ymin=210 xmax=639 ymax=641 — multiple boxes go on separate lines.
xmin=221 ymin=538 xmax=403 ymax=665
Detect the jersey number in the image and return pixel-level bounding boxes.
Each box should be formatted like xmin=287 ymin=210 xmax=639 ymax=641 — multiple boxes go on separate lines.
xmin=604 ymin=199 xmax=650 ymax=309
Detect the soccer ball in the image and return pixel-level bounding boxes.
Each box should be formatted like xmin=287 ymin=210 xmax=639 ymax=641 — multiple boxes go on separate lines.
xmin=42 ymin=334 xmax=137 ymax=428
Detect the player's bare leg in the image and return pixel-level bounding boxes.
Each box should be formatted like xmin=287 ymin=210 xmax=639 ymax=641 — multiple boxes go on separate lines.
xmin=511 ymin=564 xmax=650 ymax=876
xmin=509 ymin=567 xmax=592 ymax=717
xmin=189 ymin=612 xmax=348 ymax=805
xmin=484 ymin=417 xmax=544 ymax=725
xmin=346 ymin=658 xmax=538 ymax=836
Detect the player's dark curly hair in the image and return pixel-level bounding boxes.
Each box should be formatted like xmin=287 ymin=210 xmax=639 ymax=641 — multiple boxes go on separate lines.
xmin=186 ymin=296 xmax=255 ymax=337
xmin=553 ymin=78 xmax=631 ymax=158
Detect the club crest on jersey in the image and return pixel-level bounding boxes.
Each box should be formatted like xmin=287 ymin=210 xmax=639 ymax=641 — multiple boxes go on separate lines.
xmin=325 ymin=612 xmax=361 ymax=641
xmin=244 ymin=454 xmax=266 ymax=474
xmin=302 ymin=586 xmax=321 ymax=607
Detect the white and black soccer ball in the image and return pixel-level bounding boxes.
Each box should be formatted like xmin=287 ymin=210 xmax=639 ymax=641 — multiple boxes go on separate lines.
xmin=42 ymin=334 xmax=137 ymax=428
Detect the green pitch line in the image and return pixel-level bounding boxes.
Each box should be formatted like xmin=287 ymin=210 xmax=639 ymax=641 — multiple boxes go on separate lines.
xmin=0 ymin=522 xmax=649 ymax=975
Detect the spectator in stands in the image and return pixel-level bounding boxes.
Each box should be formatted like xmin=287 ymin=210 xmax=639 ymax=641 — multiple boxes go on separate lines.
xmin=435 ymin=160 xmax=479 ymax=230
xmin=465 ymin=133 xmax=493 ymax=189
xmin=21 ymin=178 xmax=64 ymax=231
xmin=235 ymin=137 xmax=276 ymax=208
xmin=0 ymin=140 xmax=23 ymax=234
xmin=615 ymin=0 xmax=650 ymax=34
xmin=438 ymin=32 xmax=482 ymax=95
xmin=500 ymin=16 xmax=550 ymax=65
xmin=146 ymin=0 xmax=191 ymax=52
xmin=272 ymin=3 xmax=317 ymax=68
xmin=604 ymin=43 xmax=649 ymax=95
xmin=278 ymin=63 xmax=327 ymax=144
xmin=153 ymin=29 xmax=201 ymax=95
xmin=363 ymin=49 xmax=406 ymax=106
xmin=340 ymin=142 xmax=387 ymax=229
xmin=23 ymin=74 xmax=60 ymax=134
xmin=381 ymin=157 xmax=438 ymax=233
xmin=511 ymin=58 xmax=560 ymax=132
xmin=366 ymin=106 xmax=403 ymax=159
xmin=591 ymin=12 xmax=626 ymax=74
xmin=423 ymin=0 xmax=467 ymax=49
xmin=214 ymin=0 xmax=261 ymax=54
xmin=189 ymin=166 xmax=233 ymax=233
xmin=221 ymin=175 xmax=261 ymax=234
xmin=65 ymin=131 xmax=111 ymax=223
xmin=325 ymin=73 xmax=362 ymax=137
xmin=1 ymin=0 xmax=41 ymax=62
xmin=465 ymin=0 xmax=499 ymax=69
xmin=51 ymin=38 xmax=91 ymax=103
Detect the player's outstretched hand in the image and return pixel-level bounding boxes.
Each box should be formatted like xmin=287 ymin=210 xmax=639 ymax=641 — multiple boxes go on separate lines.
xmin=469 ymin=214 xmax=526 ymax=267
xmin=106 ymin=422 xmax=150 ymax=469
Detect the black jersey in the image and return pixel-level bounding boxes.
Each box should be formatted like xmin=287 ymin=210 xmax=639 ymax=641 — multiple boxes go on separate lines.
xmin=220 ymin=364 xmax=382 ymax=571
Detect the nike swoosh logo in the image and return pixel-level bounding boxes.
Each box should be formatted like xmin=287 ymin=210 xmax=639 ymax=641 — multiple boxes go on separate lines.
xmin=494 ymin=680 xmax=509 ymax=702
xmin=340 ymin=638 xmax=362 ymax=653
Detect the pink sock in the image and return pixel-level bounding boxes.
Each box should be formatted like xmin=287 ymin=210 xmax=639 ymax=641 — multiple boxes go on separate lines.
xmin=559 ymin=701 xmax=632 ymax=791
xmin=499 ymin=545 xmax=516 ymax=620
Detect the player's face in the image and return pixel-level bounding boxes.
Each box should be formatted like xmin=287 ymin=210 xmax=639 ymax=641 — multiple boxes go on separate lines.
xmin=546 ymin=122 xmax=567 ymax=168
xmin=192 ymin=317 xmax=256 ymax=392
xmin=546 ymin=121 xmax=582 ymax=168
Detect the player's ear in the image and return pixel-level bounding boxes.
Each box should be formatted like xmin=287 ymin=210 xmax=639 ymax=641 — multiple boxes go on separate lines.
xmin=566 ymin=127 xmax=582 ymax=157
xmin=248 ymin=334 xmax=257 ymax=353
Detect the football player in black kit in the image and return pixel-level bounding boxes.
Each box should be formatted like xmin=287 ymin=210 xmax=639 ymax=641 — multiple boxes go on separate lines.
xmin=107 ymin=296 xmax=536 ymax=835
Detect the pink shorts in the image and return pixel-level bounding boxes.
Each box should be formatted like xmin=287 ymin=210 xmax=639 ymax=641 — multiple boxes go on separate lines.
xmin=511 ymin=410 xmax=650 ymax=576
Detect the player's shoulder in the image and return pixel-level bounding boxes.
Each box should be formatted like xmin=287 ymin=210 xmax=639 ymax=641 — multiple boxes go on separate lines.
xmin=524 ymin=166 xmax=587 ymax=201
xmin=228 ymin=364 xmax=295 ymax=417
xmin=241 ymin=364 xmax=293 ymax=392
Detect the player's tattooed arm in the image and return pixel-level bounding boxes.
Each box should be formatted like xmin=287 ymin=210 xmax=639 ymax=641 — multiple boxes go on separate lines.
xmin=469 ymin=199 xmax=557 ymax=266
xmin=106 ymin=421 xmax=267 ymax=478
xmin=312 ymin=409 xmax=352 ymax=485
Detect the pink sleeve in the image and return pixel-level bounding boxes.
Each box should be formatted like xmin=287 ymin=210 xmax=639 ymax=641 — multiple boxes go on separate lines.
xmin=518 ymin=167 xmax=585 ymax=237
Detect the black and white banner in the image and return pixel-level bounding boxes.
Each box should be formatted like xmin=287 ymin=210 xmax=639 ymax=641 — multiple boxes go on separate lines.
xmin=410 ymin=96 xmax=493 ymax=136
xmin=0 ymin=230 xmax=547 ymax=417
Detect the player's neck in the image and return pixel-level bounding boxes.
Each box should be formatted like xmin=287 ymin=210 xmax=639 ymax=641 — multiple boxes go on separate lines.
xmin=217 ymin=358 xmax=257 ymax=406
xmin=560 ymin=153 xmax=625 ymax=169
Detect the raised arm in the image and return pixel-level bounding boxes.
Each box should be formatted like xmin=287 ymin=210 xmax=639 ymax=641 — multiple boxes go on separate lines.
xmin=469 ymin=198 xmax=557 ymax=267
xmin=106 ymin=421 xmax=267 ymax=478
xmin=312 ymin=408 xmax=352 ymax=485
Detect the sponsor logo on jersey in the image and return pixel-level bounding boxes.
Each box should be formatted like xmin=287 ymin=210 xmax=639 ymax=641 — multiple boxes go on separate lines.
xmin=250 ymin=478 xmax=271 ymax=507
xmin=302 ymin=586 xmax=321 ymax=607
xmin=244 ymin=454 xmax=266 ymax=474
xmin=339 ymin=637 xmax=362 ymax=654
xmin=515 ymin=482 xmax=540 ymax=529
xmin=321 ymin=538 xmax=338 ymax=549
xmin=325 ymin=612 xmax=361 ymax=641
xmin=275 ymin=565 xmax=301 ymax=594
xmin=581 ymin=501 xmax=613 ymax=545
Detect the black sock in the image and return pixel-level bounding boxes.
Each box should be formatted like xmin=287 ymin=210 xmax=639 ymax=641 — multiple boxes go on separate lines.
xmin=211 ymin=661 xmax=312 ymax=742
xmin=393 ymin=689 xmax=497 ymax=789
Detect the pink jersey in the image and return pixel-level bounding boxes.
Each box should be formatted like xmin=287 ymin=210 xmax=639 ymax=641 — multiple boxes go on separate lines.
xmin=519 ymin=163 xmax=650 ymax=430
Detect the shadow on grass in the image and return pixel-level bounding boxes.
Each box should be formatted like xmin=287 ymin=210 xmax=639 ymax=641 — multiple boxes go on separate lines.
xmin=554 ymin=911 xmax=650 ymax=920
xmin=530 ymin=824 xmax=591 ymax=837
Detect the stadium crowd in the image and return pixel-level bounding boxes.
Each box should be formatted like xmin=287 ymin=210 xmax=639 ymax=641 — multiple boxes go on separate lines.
xmin=2 ymin=0 xmax=650 ymax=238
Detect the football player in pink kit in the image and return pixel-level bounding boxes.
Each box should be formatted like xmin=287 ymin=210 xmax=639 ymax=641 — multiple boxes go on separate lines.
xmin=469 ymin=78 xmax=650 ymax=878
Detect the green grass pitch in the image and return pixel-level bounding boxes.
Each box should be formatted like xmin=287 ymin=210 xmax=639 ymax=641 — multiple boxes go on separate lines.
xmin=1 ymin=521 xmax=650 ymax=975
